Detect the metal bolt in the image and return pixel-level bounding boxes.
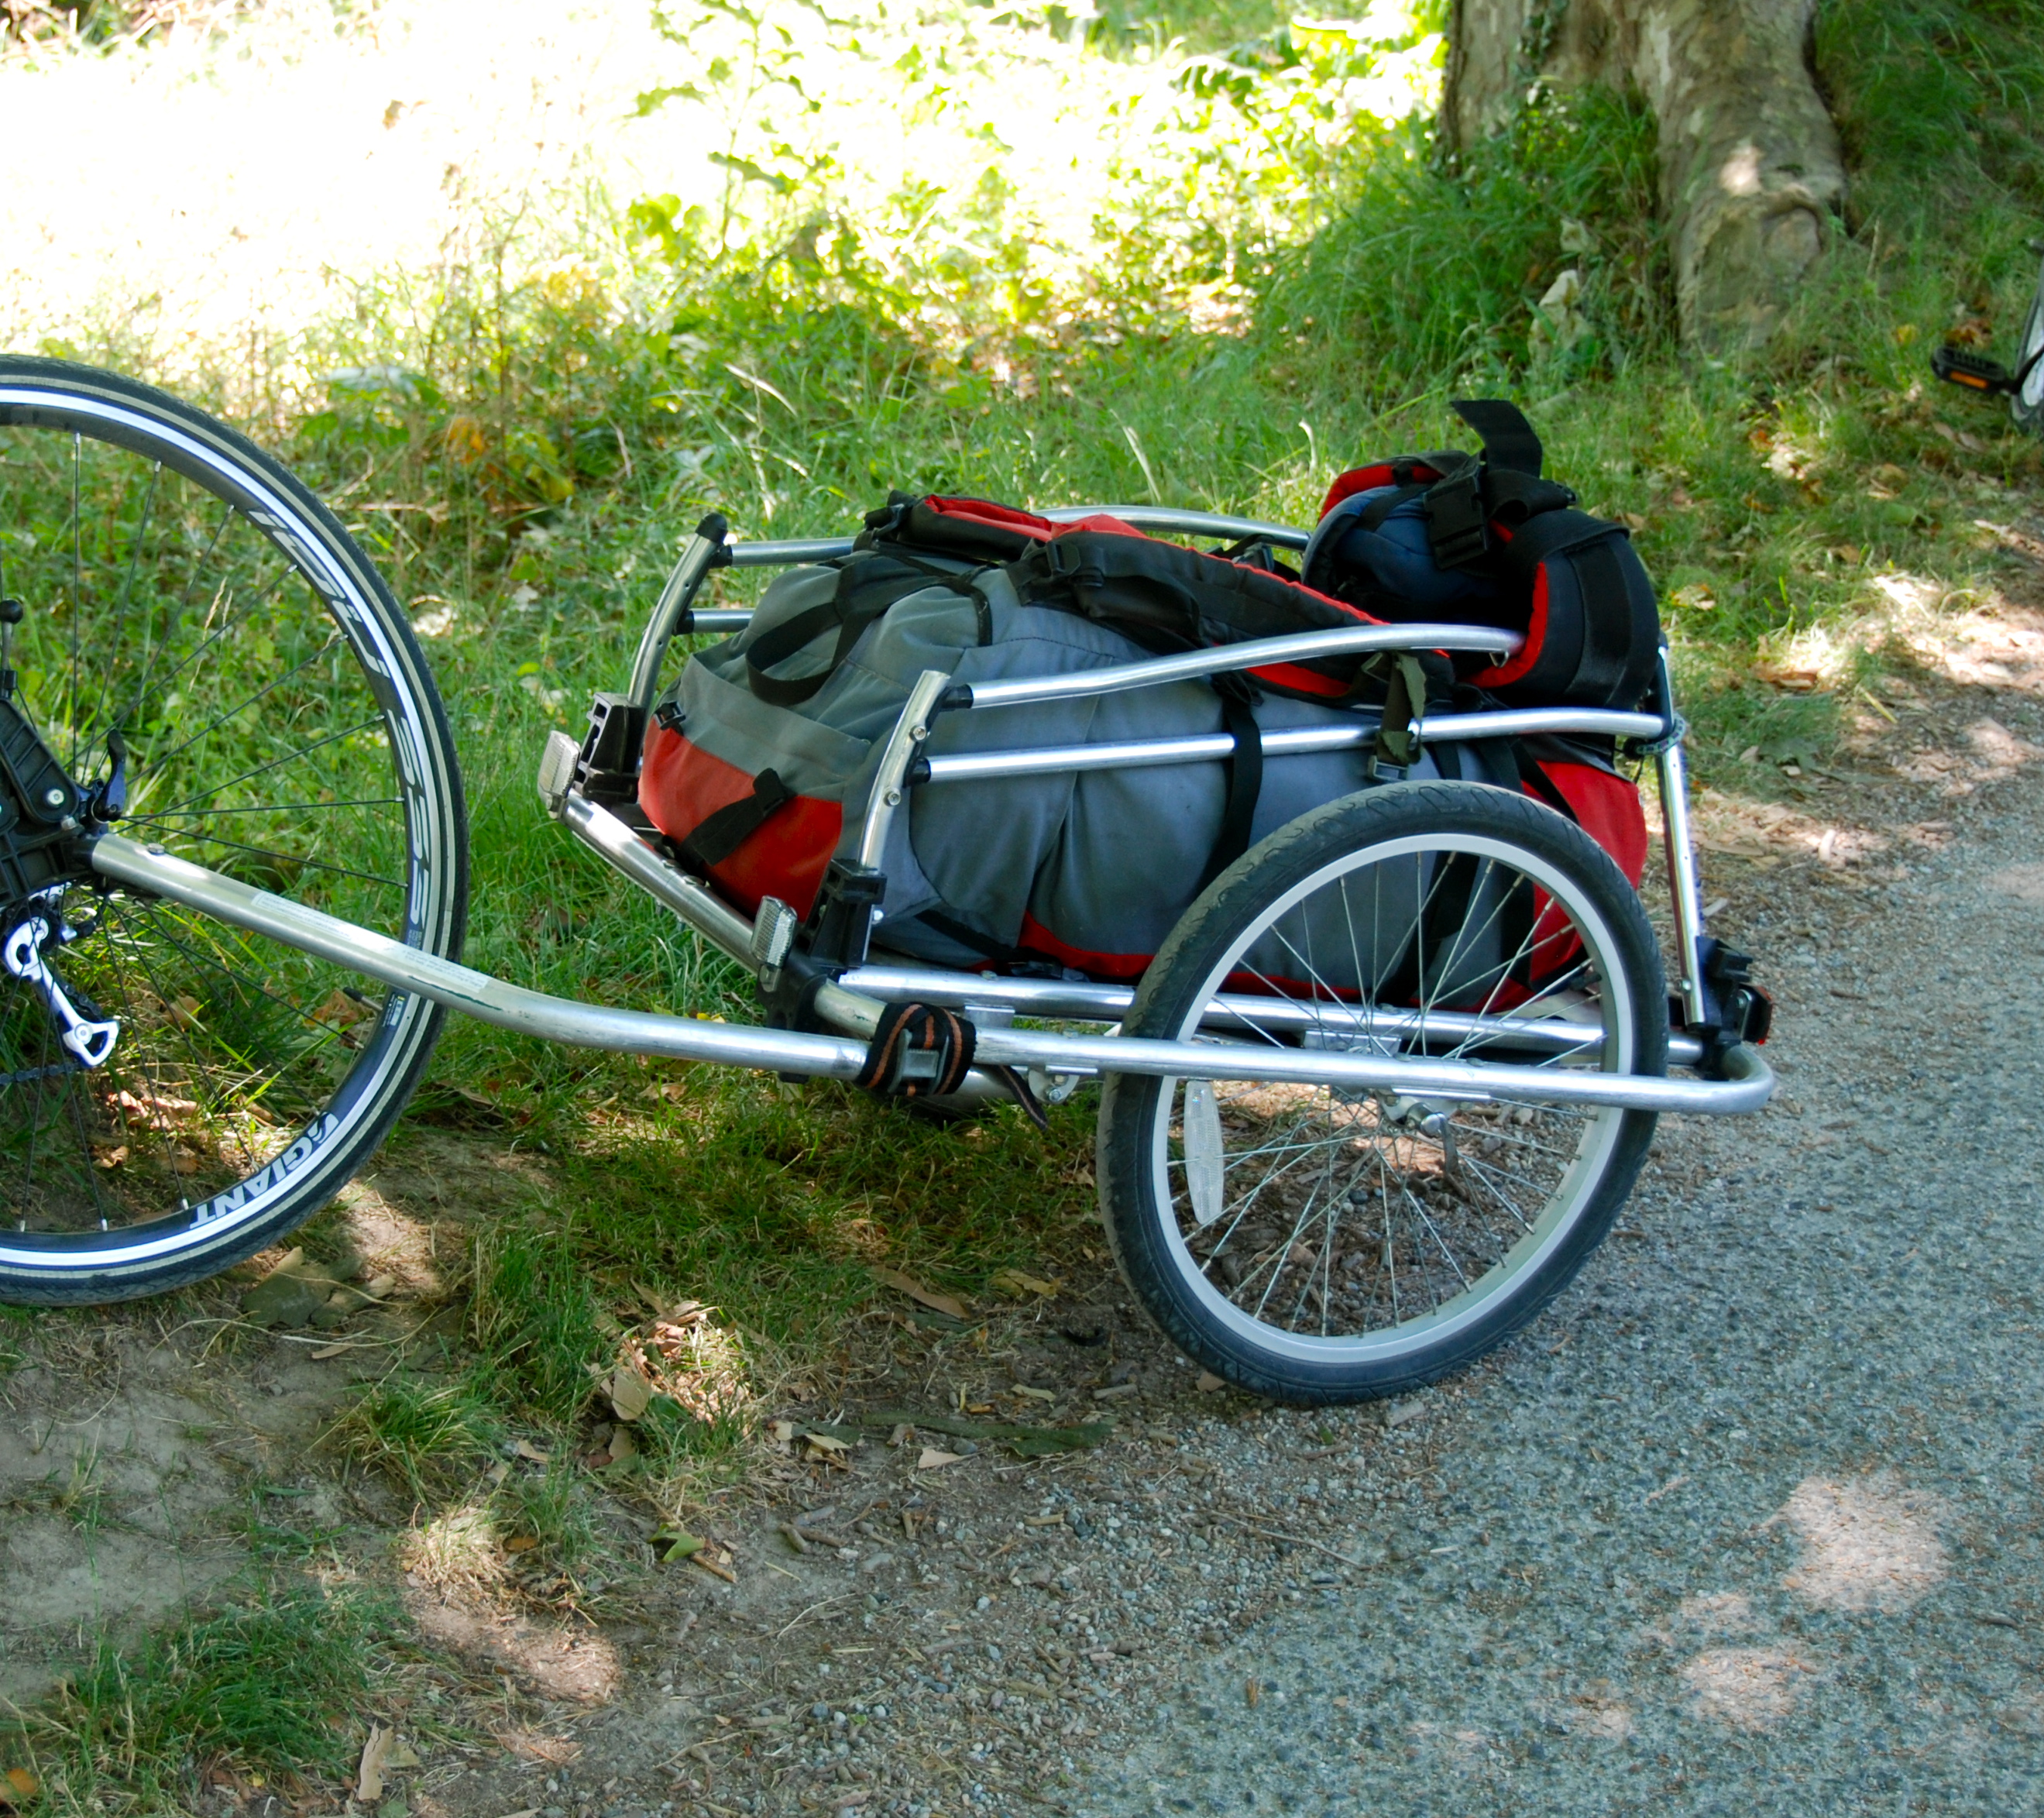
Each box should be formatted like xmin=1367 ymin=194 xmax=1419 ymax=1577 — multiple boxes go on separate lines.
xmin=884 ymin=789 xmax=902 ymax=806
xmin=42 ymin=786 xmax=65 ymax=808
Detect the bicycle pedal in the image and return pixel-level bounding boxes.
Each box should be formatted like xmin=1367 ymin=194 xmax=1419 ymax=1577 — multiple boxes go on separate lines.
xmin=1932 ymin=343 xmax=2015 ymax=394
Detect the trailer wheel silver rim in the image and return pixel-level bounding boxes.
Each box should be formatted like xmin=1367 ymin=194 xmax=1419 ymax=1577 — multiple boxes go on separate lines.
xmin=1143 ymin=830 xmax=1637 ymax=1368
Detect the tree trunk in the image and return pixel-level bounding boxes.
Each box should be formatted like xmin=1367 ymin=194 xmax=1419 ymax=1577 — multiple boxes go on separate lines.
xmin=1445 ymin=0 xmax=1845 ymax=353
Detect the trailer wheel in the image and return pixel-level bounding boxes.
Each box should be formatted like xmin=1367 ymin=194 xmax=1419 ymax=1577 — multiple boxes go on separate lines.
xmin=1096 ymin=780 xmax=1666 ymax=1405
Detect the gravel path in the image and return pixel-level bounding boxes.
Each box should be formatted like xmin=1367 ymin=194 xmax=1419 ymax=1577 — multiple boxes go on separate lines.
xmin=1070 ymin=703 xmax=2044 ymax=1813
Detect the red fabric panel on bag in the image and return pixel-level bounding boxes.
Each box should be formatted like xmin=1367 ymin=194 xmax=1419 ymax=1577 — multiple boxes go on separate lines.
xmin=1316 ymin=462 xmax=1445 ymax=520
xmin=1468 ymin=562 xmax=1549 ymax=689
xmin=1016 ymin=912 xmax=1153 ymax=982
xmin=638 ymin=727 xmax=842 ymax=917
xmin=1047 ymin=514 xmax=1150 ymax=539
xmin=926 ymin=497 xmax=1058 ymax=540
xmin=1530 ymin=761 xmax=1647 ymax=885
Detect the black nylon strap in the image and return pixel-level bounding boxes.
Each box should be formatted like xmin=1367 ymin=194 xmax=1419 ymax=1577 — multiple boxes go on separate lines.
xmin=913 ymin=907 xmax=1019 ymax=963
xmin=1378 ymin=847 xmax=1482 ymax=1009
xmin=1198 ymin=687 xmax=1264 ymax=889
xmin=1512 ymin=743 xmax=1579 ymax=822
xmin=1479 ymin=467 xmax=1576 ymax=528
xmin=856 ymin=1002 xmax=977 ymax=1099
xmin=1564 ymin=538 xmax=1632 ymax=709
xmin=747 ymin=552 xmax=970 ymax=706
xmin=1500 ymin=868 xmax=1537 ymax=991
xmin=678 ymin=768 xmax=794 ymax=871
xmin=1495 ymin=507 xmax=1614 ymax=584
xmin=1420 ymin=458 xmax=1489 ymax=569
xmin=1451 ymin=398 xmax=1544 ymax=476
xmin=1015 ymin=530 xmax=1369 ymax=657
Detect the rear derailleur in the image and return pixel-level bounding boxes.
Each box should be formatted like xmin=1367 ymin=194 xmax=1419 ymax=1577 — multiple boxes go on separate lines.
xmin=0 ymin=613 xmax=126 ymax=1074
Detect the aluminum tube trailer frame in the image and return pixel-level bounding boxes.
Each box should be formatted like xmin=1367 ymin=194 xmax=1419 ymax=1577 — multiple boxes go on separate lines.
xmin=88 ymin=833 xmax=1773 ymax=1115
xmin=957 ymin=624 xmax=1521 ymax=712
xmin=919 ymin=707 xmax=1670 ymax=785
xmin=723 ymin=505 xmax=1313 ymax=570
xmin=88 ymin=833 xmax=874 ymax=1077
xmin=835 ymin=961 xmax=1711 ymax=1068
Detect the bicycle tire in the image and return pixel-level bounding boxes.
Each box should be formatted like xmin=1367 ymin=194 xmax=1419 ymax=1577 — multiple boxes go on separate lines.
xmin=0 ymin=358 xmax=466 ymax=1304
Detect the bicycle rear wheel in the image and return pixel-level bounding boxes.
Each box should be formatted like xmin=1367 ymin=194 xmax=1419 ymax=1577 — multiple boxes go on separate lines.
xmin=0 ymin=358 xmax=466 ymax=1304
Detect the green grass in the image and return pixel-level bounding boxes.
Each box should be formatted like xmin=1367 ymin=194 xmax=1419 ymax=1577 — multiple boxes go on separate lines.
xmin=329 ymin=1373 xmax=503 ymax=1497
xmin=12 ymin=1582 xmax=389 ymax=1810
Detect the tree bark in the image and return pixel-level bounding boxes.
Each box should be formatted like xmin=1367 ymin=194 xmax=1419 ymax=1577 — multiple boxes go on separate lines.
xmin=1445 ymin=0 xmax=1845 ymax=353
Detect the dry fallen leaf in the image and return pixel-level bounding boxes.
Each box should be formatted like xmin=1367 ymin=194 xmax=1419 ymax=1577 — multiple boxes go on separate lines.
xmin=768 ymin=1418 xmax=797 ymax=1445
xmin=357 ymin=1723 xmax=393 ymax=1803
xmin=917 ymin=1448 xmax=966 ymax=1470
xmin=95 ymin=1143 xmax=129 ymax=1170
xmin=314 ymin=987 xmax=372 ymax=1028
xmin=1195 ymin=1370 xmax=1227 ymax=1393
xmin=2 ymin=1768 xmax=40 ymax=1806
xmin=605 ymin=1424 xmax=638 ymax=1466
xmin=383 ymin=1737 xmax=421 ymax=1771
xmin=1754 ymin=663 xmax=1823 ymax=693
xmin=504 ymin=1535 xmax=541 ymax=1554
xmin=610 ymin=1365 xmax=653 ymax=1423
xmin=989 ymin=1267 xmax=1062 ymax=1300
xmin=870 ymin=1266 xmax=968 ymax=1321
xmin=514 ymin=1439 xmax=551 ymax=1464
xmin=167 ymin=992 xmax=204 ymax=1029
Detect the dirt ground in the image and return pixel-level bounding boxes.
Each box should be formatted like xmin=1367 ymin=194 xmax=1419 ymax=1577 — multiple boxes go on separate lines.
xmin=5 ymin=598 xmax=2042 ymax=1818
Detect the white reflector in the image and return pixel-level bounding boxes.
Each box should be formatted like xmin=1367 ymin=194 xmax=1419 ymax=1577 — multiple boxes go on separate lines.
xmin=1183 ymin=1077 xmax=1225 ymax=1227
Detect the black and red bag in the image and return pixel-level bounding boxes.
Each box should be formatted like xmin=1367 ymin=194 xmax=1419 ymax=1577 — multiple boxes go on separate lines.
xmin=1302 ymin=398 xmax=1660 ymax=713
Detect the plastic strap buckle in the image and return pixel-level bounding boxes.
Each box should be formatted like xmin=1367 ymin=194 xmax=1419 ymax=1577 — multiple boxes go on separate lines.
xmin=1423 ymin=468 xmax=1489 ymax=569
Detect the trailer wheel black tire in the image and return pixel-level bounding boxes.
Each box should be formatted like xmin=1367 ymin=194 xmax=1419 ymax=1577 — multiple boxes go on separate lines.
xmin=1096 ymin=780 xmax=1666 ymax=1406
xmin=0 ymin=359 xmax=466 ymax=1305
